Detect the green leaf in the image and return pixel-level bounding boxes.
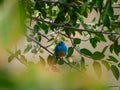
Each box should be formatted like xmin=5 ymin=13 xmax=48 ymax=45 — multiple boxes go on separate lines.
xmin=108 ymin=34 xmax=116 ymax=42
xmin=36 ymin=35 xmax=41 ymax=42
xmin=8 ymin=54 xmax=14 ymax=63
xmin=81 ymin=3 xmax=87 ymax=15
xmin=39 ymin=48 xmax=44 ymax=53
xmin=118 ymin=63 xmax=120 ymax=67
xmin=81 ymin=57 xmax=85 ymax=70
xmin=109 ymin=44 xmax=114 ymax=53
xmin=76 ymin=13 xmax=84 ymax=23
xmin=114 ymin=42 xmax=120 ymax=56
xmin=80 ymin=48 xmax=92 ymax=56
xmin=114 ymin=45 xmax=120 ymax=56
xmin=73 ymin=38 xmax=81 ymax=45
xmin=92 ymin=17 xmax=96 ymax=22
xmin=31 ymin=48 xmax=37 ymax=54
xmin=20 ymin=55 xmax=27 ymax=64
xmin=106 ymin=3 xmax=113 ymax=17
xmin=111 ymin=15 xmax=119 ymax=20
xmin=92 ymin=51 xmax=105 ymax=60
xmin=93 ymin=61 xmax=102 ymax=77
xmin=90 ymin=38 xmax=98 ymax=48
xmin=39 ymin=56 xmax=45 ymax=67
xmin=34 ymin=24 xmax=39 ymax=33
xmin=15 ymin=49 xmax=21 ymax=57
xmin=102 ymin=60 xmax=110 ymax=71
xmin=103 ymin=14 xmax=110 ymax=27
xmin=40 ymin=23 xmax=49 ymax=34
xmin=58 ymin=59 xmax=64 ymax=65
xmin=47 ymin=55 xmax=57 ymax=65
xmin=59 ymin=0 xmax=68 ymax=3
xmin=67 ymin=47 xmax=74 ymax=57
xmin=102 ymin=46 xmax=108 ymax=53
xmin=83 ymin=24 xmax=90 ymax=30
xmin=96 ymin=0 xmax=103 ymax=7
xmin=111 ymin=65 xmax=119 ymax=80
xmin=107 ymin=56 xmax=118 ymax=63
xmin=24 ymin=44 xmax=32 ymax=53
xmin=96 ymin=34 xmax=106 ymax=42
xmin=113 ymin=0 xmax=118 ymax=2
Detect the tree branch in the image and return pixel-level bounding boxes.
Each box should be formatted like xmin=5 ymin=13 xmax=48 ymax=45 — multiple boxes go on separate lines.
xmin=30 ymin=16 xmax=119 ymax=35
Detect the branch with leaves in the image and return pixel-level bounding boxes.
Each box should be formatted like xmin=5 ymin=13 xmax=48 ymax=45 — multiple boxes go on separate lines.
xmin=29 ymin=16 xmax=119 ymax=35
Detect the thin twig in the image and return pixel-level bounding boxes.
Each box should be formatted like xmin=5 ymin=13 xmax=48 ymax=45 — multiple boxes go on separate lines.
xmin=59 ymin=32 xmax=91 ymax=41
xmin=26 ymin=35 xmax=53 ymax=55
xmin=26 ymin=25 xmax=50 ymax=40
xmin=29 ymin=16 xmax=119 ymax=35
xmin=46 ymin=31 xmax=60 ymax=48
xmin=46 ymin=29 xmax=61 ymax=37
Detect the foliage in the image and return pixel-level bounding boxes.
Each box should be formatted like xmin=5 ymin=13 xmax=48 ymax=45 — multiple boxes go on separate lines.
xmin=5 ymin=0 xmax=120 ymax=81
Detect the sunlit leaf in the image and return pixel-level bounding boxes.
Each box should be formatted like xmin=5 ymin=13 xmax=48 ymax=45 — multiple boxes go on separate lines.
xmin=81 ymin=57 xmax=85 ymax=70
xmin=8 ymin=54 xmax=14 ymax=63
xmin=20 ymin=55 xmax=27 ymax=64
xmin=93 ymin=61 xmax=102 ymax=77
xmin=15 ymin=49 xmax=21 ymax=56
xmin=47 ymin=55 xmax=57 ymax=65
xmin=39 ymin=56 xmax=46 ymax=67
xmin=102 ymin=60 xmax=110 ymax=71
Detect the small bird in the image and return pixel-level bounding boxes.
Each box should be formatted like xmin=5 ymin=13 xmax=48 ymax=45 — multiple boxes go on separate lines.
xmin=54 ymin=41 xmax=68 ymax=58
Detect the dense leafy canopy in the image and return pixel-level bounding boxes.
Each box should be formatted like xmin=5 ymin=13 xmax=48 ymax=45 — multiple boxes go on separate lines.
xmin=6 ymin=0 xmax=120 ymax=80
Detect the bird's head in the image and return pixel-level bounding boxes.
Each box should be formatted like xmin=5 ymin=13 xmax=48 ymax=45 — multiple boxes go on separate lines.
xmin=58 ymin=41 xmax=65 ymax=45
